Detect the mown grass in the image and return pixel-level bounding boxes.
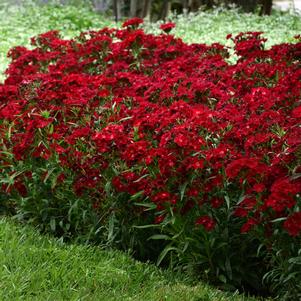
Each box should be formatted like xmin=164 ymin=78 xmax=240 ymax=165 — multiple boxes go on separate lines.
xmin=0 ymin=218 xmax=265 ymax=301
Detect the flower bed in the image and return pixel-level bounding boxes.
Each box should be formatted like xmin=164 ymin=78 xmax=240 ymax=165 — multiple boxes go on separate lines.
xmin=0 ymin=19 xmax=300 ymax=298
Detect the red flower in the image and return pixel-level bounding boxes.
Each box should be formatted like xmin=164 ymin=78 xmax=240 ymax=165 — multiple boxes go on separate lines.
xmin=13 ymin=180 xmax=27 ymax=197
xmin=226 ymin=158 xmax=266 ymax=179
xmin=283 ymin=212 xmax=301 ymax=237
xmin=155 ymin=215 xmax=165 ymax=224
xmin=174 ymin=133 xmax=189 ymax=147
xmin=195 ymin=216 xmax=216 ymax=231
xmin=34 ymin=116 xmax=53 ymax=129
xmin=57 ymin=173 xmax=65 ymax=183
xmin=112 ymin=176 xmax=124 ymax=192
xmin=241 ymin=217 xmax=258 ymax=233
xmin=292 ymin=106 xmax=301 ymax=118
xmin=0 ymin=102 xmax=21 ymax=120
xmin=253 ymin=183 xmax=265 ymax=193
xmin=187 ymin=188 xmax=199 ymax=197
xmin=211 ymin=197 xmax=223 ymax=208
xmin=234 ymin=207 xmax=248 ymax=217
xmin=153 ymin=191 xmax=171 ymax=203
xmin=266 ymin=178 xmax=298 ymax=212
xmin=122 ymin=18 xmax=143 ymax=28
xmin=160 ymin=22 xmax=176 ymax=33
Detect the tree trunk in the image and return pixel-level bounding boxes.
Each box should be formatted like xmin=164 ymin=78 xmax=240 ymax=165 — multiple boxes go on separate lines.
xmin=189 ymin=0 xmax=201 ymax=12
xmin=260 ymin=0 xmax=273 ymax=15
xmin=182 ymin=0 xmax=189 ymax=9
xmin=113 ymin=0 xmax=118 ymax=21
xmin=130 ymin=0 xmax=138 ymax=17
xmin=118 ymin=0 xmax=123 ymax=19
xmin=291 ymin=0 xmax=296 ymax=13
xmin=142 ymin=0 xmax=152 ymax=20
xmin=160 ymin=0 xmax=171 ymax=20
xmin=203 ymin=0 xmax=214 ymax=8
xmin=233 ymin=0 xmax=258 ymax=12
xmin=92 ymin=0 xmax=110 ymax=12
xmin=182 ymin=0 xmax=189 ymax=14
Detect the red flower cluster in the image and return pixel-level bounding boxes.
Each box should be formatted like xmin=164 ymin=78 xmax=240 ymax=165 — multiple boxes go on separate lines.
xmin=195 ymin=215 xmax=216 ymax=231
xmin=122 ymin=17 xmax=144 ymax=28
xmin=160 ymin=22 xmax=176 ymax=33
xmin=0 ymin=26 xmax=300 ymax=237
xmin=284 ymin=212 xmax=301 ymax=236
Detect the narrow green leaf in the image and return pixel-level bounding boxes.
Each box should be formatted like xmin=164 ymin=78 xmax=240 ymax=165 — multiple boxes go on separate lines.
xmin=148 ymin=234 xmax=171 ymax=241
xmin=157 ymin=245 xmax=179 ymax=266
xmin=133 ymin=174 xmax=149 ymax=183
xmin=225 ymin=258 xmax=232 ymax=280
xmin=50 ymin=218 xmax=56 ymax=232
xmin=180 ymin=182 xmax=188 ymax=202
xmin=271 ymin=217 xmax=287 ymax=223
xmin=130 ymin=190 xmax=144 ymax=201
xmin=43 ymin=168 xmax=56 ymax=184
xmin=224 ymin=195 xmax=230 ymax=209
xmin=133 ymin=224 xmax=159 ymax=229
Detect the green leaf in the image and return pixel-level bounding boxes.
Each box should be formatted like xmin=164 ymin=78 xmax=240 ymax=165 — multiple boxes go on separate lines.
xmin=133 ymin=174 xmax=149 ymax=183
xmin=157 ymin=245 xmax=179 ymax=266
xmin=118 ymin=116 xmax=133 ymax=123
xmin=237 ymin=194 xmax=247 ymax=205
xmin=225 ymin=257 xmax=232 ymax=280
xmin=0 ymin=151 xmax=14 ymax=158
xmin=133 ymin=224 xmax=159 ymax=229
xmin=41 ymin=110 xmax=50 ymax=118
xmin=290 ymin=173 xmax=301 ymax=180
xmin=107 ymin=213 xmax=116 ymax=242
xmin=7 ymin=122 xmax=14 ymax=140
xmin=148 ymin=234 xmax=171 ymax=241
xmin=43 ymin=168 xmax=56 ymax=184
xmin=130 ymin=191 xmax=144 ymax=201
xmin=133 ymin=202 xmax=156 ymax=211
xmin=68 ymin=199 xmax=79 ymax=222
xmin=218 ymin=274 xmax=227 ymax=284
xmin=288 ymin=257 xmax=301 ymax=265
xmin=50 ymin=218 xmax=56 ymax=232
xmin=180 ymin=182 xmax=188 ymax=202
xmin=224 ymin=195 xmax=230 ymax=209
xmin=271 ymin=217 xmax=287 ymax=223
xmin=49 ymin=123 xmax=54 ymax=134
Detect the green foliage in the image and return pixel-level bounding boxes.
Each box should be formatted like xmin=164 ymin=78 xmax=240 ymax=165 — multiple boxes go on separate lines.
xmin=125 ymin=187 xmax=271 ymax=295
xmin=0 ymin=146 xmax=105 ymax=243
xmin=262 ymin=235 xmax=301 ymax=300
xmin=148 ymin=8 xmax=301 ymax=47
xmin=0 ymin=218 xmax=263 ymax=301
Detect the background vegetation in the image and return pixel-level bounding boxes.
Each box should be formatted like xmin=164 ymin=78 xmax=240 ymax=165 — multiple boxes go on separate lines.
xmin=0 ymin=1 xmax=300 ymax=82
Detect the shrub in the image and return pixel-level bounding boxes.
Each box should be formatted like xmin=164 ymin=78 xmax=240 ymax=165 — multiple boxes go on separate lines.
xmin=0 ymin=21 xmax=300 ymax=298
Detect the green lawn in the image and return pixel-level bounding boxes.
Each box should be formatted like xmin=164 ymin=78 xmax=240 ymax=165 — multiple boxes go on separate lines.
xmin=0 ymin=218 xmax=264 ymax=301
